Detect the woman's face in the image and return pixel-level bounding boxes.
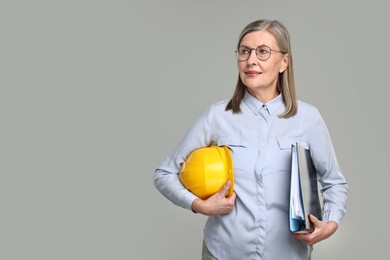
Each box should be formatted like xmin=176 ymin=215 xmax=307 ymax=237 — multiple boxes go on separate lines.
xmin=237 ymin=30 xmax=288 ymax=99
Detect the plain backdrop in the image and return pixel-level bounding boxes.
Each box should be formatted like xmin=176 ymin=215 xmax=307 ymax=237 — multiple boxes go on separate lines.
xmin=1 ymin=0 xmax=389 ymax=259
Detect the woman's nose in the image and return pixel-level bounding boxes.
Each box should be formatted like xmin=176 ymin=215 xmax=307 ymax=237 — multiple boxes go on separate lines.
xmin=247 ymin=49 xmax=258 ymax=64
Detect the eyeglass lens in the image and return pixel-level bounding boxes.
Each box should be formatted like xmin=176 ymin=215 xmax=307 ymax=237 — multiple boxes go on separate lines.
xmin=236 ymin=45 xmax=271 ymax=61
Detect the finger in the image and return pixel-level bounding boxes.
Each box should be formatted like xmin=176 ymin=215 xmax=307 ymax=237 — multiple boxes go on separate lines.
xmin=309 ymin=214 xmax=320 ymax=225
xmin=226 ymin=192 xmax=236 ymax=203
xmin=218 ymin=180 xmax=231 ymax=195
xmin=225 ymin=192 xmax=236 ymax=210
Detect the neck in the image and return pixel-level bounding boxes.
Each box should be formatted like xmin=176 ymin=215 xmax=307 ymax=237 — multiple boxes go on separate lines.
xmin=247 ymin=88 xmax=280 ymax=103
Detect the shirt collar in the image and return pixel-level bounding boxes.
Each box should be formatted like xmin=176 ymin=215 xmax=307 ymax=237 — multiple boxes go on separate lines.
xmin=243 ymin=90 xmax=285 ymax=116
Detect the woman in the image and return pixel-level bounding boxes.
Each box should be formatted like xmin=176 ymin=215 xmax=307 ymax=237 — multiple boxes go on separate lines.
xmin=154 ymin=19 xmax=348 ymax=260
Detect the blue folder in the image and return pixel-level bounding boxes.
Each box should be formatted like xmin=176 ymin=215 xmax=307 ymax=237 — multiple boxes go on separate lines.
xmin=289 ymin=143 xmax=322 ymax=233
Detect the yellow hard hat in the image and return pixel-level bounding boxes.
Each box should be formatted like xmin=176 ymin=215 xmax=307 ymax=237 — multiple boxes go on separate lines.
xmin=179 ymin=146 xmax=234 ymax=200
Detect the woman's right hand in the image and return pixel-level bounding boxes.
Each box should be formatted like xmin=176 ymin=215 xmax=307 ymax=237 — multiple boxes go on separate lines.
xmin=191 ymin=181 xmax=236 ymax=216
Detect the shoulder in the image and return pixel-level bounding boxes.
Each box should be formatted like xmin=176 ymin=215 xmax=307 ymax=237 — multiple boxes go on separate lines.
xmin=297 ymin=100 xmax=321 ymax=118
xmin=212 ymin=98 xmax=230 ymax=108
xmin=205 ymin=99 xmax=230 ymax=114
xmin=193 ymin=99 xmax=232 ymax=124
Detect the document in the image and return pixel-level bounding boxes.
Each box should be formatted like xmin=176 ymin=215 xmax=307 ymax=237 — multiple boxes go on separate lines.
xmin=289 ymin=143 xmax=322 ymax=233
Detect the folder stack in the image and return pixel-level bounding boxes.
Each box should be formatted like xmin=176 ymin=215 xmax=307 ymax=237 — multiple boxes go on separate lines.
xmin=289 ymin=143 xmax=322 ymax=233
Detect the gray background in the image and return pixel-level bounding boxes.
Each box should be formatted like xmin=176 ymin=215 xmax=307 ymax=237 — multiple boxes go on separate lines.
xmin=1 ymin=0 xmax=389 ymax=259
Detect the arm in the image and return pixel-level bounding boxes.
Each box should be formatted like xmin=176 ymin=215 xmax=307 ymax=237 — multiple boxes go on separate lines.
xmin=153 ymin=106 xmax=215 ymax=210
xmin=296 ymin=109 xmax=348 ymax=244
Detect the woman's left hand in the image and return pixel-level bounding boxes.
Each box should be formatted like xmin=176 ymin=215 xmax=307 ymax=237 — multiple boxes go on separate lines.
xmin=293 ymin=215 xmax=338 ymax=246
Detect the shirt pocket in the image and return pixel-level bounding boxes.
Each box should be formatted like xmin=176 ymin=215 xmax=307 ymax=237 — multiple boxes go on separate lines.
xmin=266 ymin=138 xmax=310 ymax=174
xmin=277 ymin=138 xmax=309 ymax=150
xmin=217 ymin=136 xmax=258 ymax=173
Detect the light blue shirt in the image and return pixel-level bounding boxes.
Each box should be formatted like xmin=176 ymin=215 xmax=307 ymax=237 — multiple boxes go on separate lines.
xmin=154 ymin=92 xmax=348 ymax=260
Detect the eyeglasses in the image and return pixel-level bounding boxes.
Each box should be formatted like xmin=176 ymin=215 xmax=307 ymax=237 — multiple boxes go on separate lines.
xmin=235 ymin=45 xmax=287 ymax=62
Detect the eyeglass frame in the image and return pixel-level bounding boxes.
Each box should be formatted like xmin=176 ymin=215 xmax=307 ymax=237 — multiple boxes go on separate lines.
xmin=235 ymin=44 xmax=288 ymax=62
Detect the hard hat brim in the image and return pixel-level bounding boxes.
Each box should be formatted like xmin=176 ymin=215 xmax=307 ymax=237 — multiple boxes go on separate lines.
xmin=221 ymin=146 xmax=235 ymax=197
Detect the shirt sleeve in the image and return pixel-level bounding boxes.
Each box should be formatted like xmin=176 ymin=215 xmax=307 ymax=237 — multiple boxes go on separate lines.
xmin=308 ymin=110 xmax=348 ymax=223
xmin=153 ymin=105 xmax=215 ymax=210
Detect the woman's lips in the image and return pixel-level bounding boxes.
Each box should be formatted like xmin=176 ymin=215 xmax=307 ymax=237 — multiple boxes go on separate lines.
xmin=245 ymin=70 xmax=262 ymax=76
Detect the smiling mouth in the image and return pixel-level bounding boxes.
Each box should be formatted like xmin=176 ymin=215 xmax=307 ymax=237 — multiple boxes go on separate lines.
xmin=245 ymin=71 xmax=262 ymax=76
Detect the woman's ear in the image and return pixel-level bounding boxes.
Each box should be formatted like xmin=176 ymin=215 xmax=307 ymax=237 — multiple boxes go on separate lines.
xmin=279 ymin=54 xmax=289 ymax=73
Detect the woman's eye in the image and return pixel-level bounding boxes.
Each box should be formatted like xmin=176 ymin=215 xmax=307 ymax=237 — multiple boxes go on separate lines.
xmin=258 ymin=48 xmax=269 ymax=54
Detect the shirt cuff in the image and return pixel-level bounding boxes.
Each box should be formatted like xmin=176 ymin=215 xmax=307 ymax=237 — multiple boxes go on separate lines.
xmin=322 ymin=209 xmax=344 ymax=224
